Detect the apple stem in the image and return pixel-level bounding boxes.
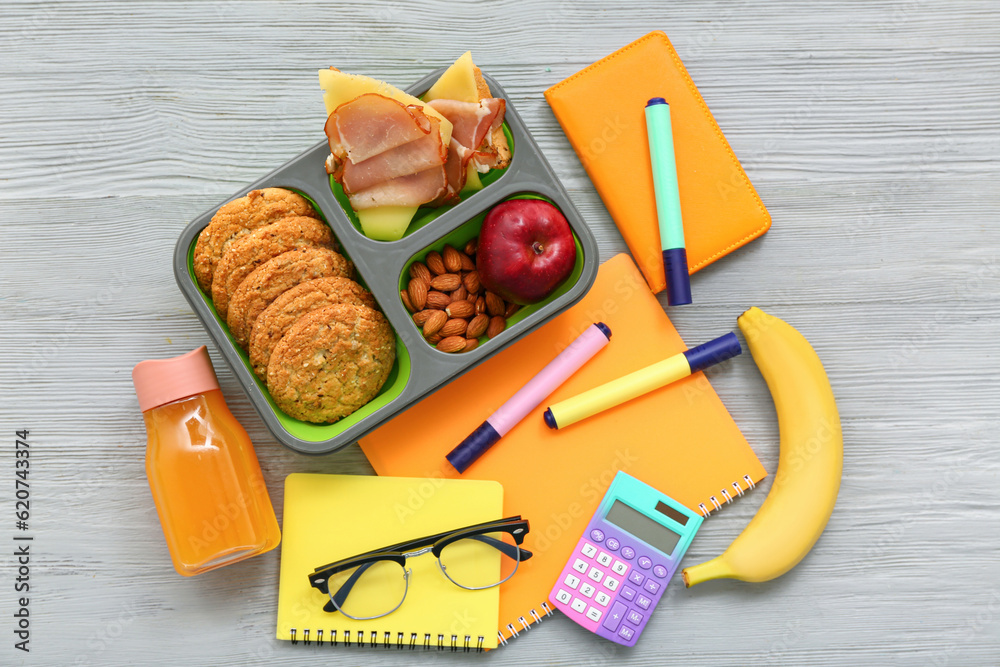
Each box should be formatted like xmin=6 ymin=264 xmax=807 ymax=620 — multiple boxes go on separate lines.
xmin=532 ymin=241 xmax=545 ymax=255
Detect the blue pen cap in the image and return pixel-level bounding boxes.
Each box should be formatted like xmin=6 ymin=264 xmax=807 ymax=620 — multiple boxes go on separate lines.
xmin=446 ymin=422 xmax=502 ymax=474
xmin=647 ymin=97 xmax=668 ymax=107
xmin=683 ymin=332 xmax=742 ymax=374
xmin=663 ymin=247 xmax=692 ymax=306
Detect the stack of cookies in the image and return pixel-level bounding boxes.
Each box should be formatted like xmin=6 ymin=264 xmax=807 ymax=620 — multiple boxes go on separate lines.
xmin=193 ymin=188 xmax=395 ymax=424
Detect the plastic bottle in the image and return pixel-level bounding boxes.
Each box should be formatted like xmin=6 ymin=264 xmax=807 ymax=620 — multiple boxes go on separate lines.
xmin=132 ymin=346 xmax=280 ymax=576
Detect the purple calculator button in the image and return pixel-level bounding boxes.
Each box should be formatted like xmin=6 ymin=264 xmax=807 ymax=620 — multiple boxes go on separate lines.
xmin=620 ymin=546 xmax=635 ymax=560
xmin=605 ymin=537 xmax=620 ymax=551
xmin=653 ymin=564 xmax=668 ymax=579
xmin=626 ymin=609 xmax=644 ymax=626
xmin=619 ymin=585 xmax=636 ymax=602
xmin=618 ymin=625 xmax=634 ymax=642
xmin=637 ymin=556 xmax=652 ymax=570
xmin=636 ymin=594 xmax=652 ymax=610
xmin=627 ymin=571 xmax=645 ymax=586
xmin=643 ymin=579 xmax=661 ymax=595
xmin=603 ymin=601 xmax=628 ymax=633
xmin=590 ymin=529 xmax=605 ymax=543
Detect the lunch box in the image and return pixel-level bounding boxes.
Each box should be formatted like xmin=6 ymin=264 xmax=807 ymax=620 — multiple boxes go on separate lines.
xmin=173 ymin=69 xmax=599 ymax=454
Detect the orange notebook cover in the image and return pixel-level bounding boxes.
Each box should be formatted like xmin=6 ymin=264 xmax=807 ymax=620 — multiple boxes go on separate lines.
xmin=544 ymin=31 xmax=771 ymax=293
xmin=360 ymin=254 xmax=766 ymax=644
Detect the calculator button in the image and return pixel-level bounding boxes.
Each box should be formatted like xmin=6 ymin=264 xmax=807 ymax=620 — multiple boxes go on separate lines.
xmin=626 ymin=609 xmax=644 ymax=626
xmin=572 ymin=558 xmax=588 ymax=574
xmin=618 ymin=625 xmax=635 ymax=642
xmin=586 ymin=606 xmax=603 ymax=623
xmin=636 ymin=594 xmax=652 ymax=610
xmin=595 ymin=591 xmax=612 ymax=607
xmin=620 ymin=546 xmax=636 ymax=560
xmin=619 ymin=585 xmax=637 ymax=602
xmin=605 ymin=537 xmax=620 ymax=551
xmin=637 ymin=556 xmax=652 ymax=570
xmin=588 ymin=567 xmax=604 ymax=583
xmin=603 ymin=601 xmax=628 ymax=632
xmin=564 ymin=574 xmax=580 ymax=590
xmin=653 ymin=564 xmax=668 ymax=579
xmin=596 ymin=551 xmax=613 ymax=567
xmin=580 ymin=583 xmax=596 ymax=598
xmin=581 ymin=542 xmax=598 ymax=559
xmin=643 ymin=579 xmax=661 ymax=595
xmin=602 ymin=575 xmax=620 ymax=591
xmin=611 ymin=560 xmax=628 ymax=576
xmin=628 ymin=571 xmax=645 ymax=586
xmin=590 ymin=529 xmax=605 ymax=543
xmin=555 ymin=589 xmax=572 ymax=605
xmin=571 ymin=598 xmax=587 ymax=613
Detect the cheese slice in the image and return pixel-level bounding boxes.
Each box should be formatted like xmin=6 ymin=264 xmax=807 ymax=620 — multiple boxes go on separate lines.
xmin=318 ymin=68 xmax=453 ymax=147
xmin=424 ymin=51 xmax=479 ymax=103
xmin=357 ymin=206 xmax=419 ymax=242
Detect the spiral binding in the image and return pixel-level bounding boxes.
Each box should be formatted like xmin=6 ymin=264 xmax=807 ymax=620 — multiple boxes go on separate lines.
xmin=288 ymin=628 xmax=485 ymax=652
xmin=697 ymin=474 xmax=757 ymax=518
xmin=497 ymin=601 xmax=554 ymax=645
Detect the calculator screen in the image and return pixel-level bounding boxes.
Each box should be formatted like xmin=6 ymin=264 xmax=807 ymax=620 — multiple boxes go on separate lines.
xmin=605 ymin=500 xmax=681 ymax=555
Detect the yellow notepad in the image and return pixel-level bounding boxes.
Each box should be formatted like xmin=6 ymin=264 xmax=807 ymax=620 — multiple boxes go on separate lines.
xmin=276 ymin=473 xmax=503 ymax=650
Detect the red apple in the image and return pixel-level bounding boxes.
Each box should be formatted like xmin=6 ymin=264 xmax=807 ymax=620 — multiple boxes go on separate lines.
xmin=476 ymin=199 xmax=577 ymax=305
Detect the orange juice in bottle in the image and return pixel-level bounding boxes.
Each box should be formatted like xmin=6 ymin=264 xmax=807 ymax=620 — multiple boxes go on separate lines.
xmin=133 ymin=346 xmax=280 ymax=576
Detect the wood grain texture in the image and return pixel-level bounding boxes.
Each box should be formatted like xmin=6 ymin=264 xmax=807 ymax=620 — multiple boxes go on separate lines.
xmin=2 ymin=0 xmax=999 ymax=665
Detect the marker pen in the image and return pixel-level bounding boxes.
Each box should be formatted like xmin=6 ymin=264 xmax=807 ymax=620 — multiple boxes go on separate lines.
xmin=543 ymin=332 xmax=741 ymax=430
xmin=645 ymin=97 xmax=692 ymax=306
xmin=446 ymin=323 xmax=612 ymax=473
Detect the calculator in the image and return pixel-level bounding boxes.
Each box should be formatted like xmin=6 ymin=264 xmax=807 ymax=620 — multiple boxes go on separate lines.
xmin=547 ymin=471 xmax=703 ymax=646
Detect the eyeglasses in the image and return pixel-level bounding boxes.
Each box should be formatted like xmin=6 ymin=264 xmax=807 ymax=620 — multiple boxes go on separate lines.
xmin=308 ymin=516 xmax=532 ymax=620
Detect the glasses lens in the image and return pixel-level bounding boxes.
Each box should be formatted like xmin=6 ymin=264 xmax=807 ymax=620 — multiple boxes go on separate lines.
xmin=327 ymin=559 xmax=407 ymax=620
xmin=438 ymin=531 xmax=520 ymax=589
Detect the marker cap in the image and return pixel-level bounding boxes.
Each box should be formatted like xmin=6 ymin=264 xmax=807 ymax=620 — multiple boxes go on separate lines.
xmin=683 ymin=332 xmax=742 ymax=374
xmin=663 ymin=247 xmax=692 ymax=306
xmin=446 ymin=422 xmax=502 ymax=473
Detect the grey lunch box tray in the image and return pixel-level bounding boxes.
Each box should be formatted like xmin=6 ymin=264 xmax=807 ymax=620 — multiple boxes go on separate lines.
xmin=174 ymin=68 xmax=599 ymax=455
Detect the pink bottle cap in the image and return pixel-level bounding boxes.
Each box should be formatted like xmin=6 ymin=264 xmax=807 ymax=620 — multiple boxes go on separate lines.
xmin=132 ymin=346 xmax=221 ymax=412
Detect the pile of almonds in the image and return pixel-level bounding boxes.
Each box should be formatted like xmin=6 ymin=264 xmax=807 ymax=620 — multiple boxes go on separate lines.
xmin=401 ymin=237 xmax=519 ymax=353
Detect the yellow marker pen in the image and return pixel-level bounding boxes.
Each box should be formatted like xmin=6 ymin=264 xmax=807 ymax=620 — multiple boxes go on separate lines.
xmin=543 ymin=332 xmax=741 ymax=430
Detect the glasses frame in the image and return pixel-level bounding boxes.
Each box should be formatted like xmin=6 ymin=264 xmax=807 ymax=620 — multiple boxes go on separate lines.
xmin=308 ymin=515 xmax=532 ymax=618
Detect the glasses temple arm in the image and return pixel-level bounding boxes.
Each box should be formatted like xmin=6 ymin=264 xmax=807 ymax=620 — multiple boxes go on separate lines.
xmin=326 ymin=561 xmax=377 ymax=612
xmin=469 ymin=534 xmax=533 ymax=561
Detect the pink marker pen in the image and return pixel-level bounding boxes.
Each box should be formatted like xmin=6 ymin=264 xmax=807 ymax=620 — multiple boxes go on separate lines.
xmin=446 ymin=322 xmax=612 ymax=473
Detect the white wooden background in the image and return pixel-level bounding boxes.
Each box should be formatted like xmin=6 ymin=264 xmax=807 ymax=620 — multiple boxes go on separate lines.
xmin=2 ymin=1 xmax=999 ymax=665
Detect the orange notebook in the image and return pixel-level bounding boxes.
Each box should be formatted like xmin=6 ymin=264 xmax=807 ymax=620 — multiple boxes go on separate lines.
xmin=360 ymin=254 xmax=766 ymax=644
xmin=544 ymin=31 xmax=771 ymax=293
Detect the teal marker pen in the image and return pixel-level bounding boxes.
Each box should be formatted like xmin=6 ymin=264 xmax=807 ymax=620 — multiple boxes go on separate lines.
xmin=645 ymin=97 xmax=692 ymax=306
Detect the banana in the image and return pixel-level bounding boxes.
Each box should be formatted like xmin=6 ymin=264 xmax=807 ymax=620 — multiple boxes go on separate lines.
xmin=682 ymin=307 xmax=842 ymax=586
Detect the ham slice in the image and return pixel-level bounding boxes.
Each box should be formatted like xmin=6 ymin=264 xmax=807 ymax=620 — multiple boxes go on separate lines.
xmin=347 ymin=166 xmax=447 ymax=210
xmin=325 ymin=93 xmax=433 ymax=164
xmin=425 ymin=98 xmax=506 ymax=202
xmin=340 ymin=117 xmax=447 ymax=194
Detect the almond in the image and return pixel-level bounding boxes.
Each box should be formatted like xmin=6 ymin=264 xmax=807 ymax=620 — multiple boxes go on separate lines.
xmin=441 ymin=318 xmax=468 ymax=337
xmin=425 ymin=291 xmax=451 ymax=310
xmin=466 ymin=313 xmax=489 ymax=338
xmin=426 ymin=332 xmax=444 ymax=345
xmin=426 ymin=251 xmax=446 ymax=275
xmin=459 ymin=252 xmax=476 ymax=272
xmin=487 ymin=315 xmax=507 ymax=339
xmin=450 ymin=285 xmax=468 ymax=302
xmin=408 ymin=278 xmax=428 ymax=310
xmin=443 ymin=245 xmax=463 ymax=273
xmin=400 ymin=289 xmax=415 ymax=313
xmin=412 ymin=309 xmax=434 ymax=326
xmin=430 ymin=273 xmax=462 ymax=292
xmin=409 ymin=262 xmax=431 ymax=283
xmin=464 ymin=238 xmax=478 ymax=256
xmin=423 ymin=310 xmax=447 ymax=337
xmin=485 ymin=291 xmax=505 ymax=317
xmin=505 ymin=301 xmax=521 ymax=318
xmin=445 ymin=300 xmax=476 ymax=319
xmin=463 ymin=271 xmax=481 ymax=294
xmin=437 ymin=336 xmax=467 ymax=353
xmin=463 ymin=338 xmax=479 ymax=352
xmin=475 ymin=295 xmax=487 ymax=315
